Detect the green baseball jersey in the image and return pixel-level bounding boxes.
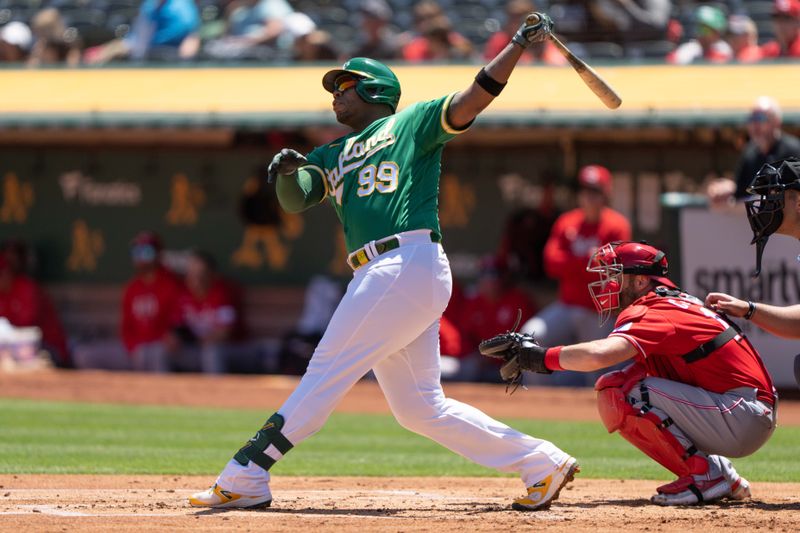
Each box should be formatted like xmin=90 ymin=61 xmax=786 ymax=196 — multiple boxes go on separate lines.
xmin=304 ymin=93 xmax=469 ymax=253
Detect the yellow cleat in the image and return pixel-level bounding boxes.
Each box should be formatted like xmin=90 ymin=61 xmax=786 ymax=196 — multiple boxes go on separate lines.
xmin=512 ymin=457 xmax=580 ymax=511
xmin=188 ymin=483 xmax=272 ymax=509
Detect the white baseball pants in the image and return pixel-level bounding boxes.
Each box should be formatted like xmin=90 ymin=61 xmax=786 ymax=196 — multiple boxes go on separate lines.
xmin=217 ymin=231 xmax=571 ymax=494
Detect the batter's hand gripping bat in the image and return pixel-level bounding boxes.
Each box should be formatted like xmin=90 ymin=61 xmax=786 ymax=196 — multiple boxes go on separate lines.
xmin=527 ymin=13 xmax=623 ymax=110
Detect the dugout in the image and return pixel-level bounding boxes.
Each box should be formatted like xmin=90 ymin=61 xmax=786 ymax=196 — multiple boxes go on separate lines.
xmin=0 ymin=62 xmax=798 ymax=374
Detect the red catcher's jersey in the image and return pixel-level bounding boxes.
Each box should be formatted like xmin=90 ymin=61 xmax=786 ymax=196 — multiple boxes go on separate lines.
xmin=609 ymin=290 xmax=775 ymax=405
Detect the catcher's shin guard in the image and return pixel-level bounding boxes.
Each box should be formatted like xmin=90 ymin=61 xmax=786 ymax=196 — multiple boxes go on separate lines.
xmin=233 ymin=413 xmax=294 ymax=471
xmin=596 ymin=386 xmax=707 ymax=478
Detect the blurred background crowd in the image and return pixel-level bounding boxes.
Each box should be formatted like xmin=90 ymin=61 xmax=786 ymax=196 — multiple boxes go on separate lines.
xmin=0 ymin=0 xmax=798 ymax=65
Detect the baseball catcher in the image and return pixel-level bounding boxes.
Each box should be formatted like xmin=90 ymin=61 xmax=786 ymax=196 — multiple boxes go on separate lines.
xmin=481 ymin=241 xmax=777 ymax=506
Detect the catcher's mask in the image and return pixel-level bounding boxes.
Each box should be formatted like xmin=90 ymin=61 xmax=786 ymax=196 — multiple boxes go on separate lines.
xmin=587 ymin=241 xmax=676 ymax=324
xmin=744 ymin=158 xmax=800 ymax=277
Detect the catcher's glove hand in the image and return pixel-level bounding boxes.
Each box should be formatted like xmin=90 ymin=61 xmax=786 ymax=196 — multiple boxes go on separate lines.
xmin=479 ymin=331 xmax=551 ymax=389
xmin=267 ymin=148 xmax=308 ymax=183
xmin=512 ymin=12 xmax=553 ymax=48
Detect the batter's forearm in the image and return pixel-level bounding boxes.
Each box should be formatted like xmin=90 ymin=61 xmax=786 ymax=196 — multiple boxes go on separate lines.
xmin=447 ymin=43 xmax=525 ymax=128
xmin=276 ymin=168 xmax=324 ymax=213
xmin=750 ymin=303 xmax=800 ymax=339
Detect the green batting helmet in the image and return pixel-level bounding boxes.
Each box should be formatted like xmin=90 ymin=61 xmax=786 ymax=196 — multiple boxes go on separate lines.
xmin=322 ymin=57 xmax=401 ymax=112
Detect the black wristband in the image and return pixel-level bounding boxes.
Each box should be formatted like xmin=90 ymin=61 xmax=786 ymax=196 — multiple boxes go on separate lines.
xmin=475 ymin=68 xmax=507 ymax=97
xmin=744 ymin=301 xmax=756 ymax=320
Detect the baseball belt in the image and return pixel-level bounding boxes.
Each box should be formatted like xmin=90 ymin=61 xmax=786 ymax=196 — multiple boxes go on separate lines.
xmin=347 ymin=231 xmax=441 ymax=271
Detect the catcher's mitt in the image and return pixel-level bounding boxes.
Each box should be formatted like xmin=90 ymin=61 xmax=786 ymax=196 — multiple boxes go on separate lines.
xmin=479 ymin=329 xmax=551 ymax=391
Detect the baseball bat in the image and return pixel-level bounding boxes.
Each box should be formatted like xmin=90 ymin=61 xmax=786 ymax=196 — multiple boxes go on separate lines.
xmin=525 ymin=14 xmax=622 ymax=110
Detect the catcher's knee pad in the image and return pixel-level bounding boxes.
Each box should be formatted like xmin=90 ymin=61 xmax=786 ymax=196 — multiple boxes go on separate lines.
xmin=597 ymin=386 xmax=707 ymax=478
xmin=233 ymin=413 xmax=294 ymax=471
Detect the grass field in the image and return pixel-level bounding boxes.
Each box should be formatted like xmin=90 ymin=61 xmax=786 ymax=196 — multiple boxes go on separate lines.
xmin=2 ymin=398 xmax=799 ymax=481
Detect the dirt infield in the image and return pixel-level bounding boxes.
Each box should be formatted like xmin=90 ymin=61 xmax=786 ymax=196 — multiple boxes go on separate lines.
xmin=1 ymin=370 xmax=799 ymax=532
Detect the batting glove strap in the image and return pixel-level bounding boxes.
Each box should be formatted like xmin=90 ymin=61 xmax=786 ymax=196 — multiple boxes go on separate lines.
xmin=512 ymin=12 xmax=554 ymax=48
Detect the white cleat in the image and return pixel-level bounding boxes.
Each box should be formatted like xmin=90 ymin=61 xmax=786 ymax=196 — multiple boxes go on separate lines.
xmin=188 ymin=483 xmax=272 ymax=509
xmin=512 ymin=456 xmax=580 ymax=511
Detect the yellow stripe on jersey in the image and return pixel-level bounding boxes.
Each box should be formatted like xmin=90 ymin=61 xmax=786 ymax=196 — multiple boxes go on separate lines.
xmin=440 ymin=92 xmax=472 ymax=135
xmin=303 ymin=164 xmax=330 ymax=203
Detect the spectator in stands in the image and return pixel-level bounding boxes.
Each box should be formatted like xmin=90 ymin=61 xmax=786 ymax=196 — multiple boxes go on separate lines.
xmin=0 ymin=21 xmax=32 ymax=63
xmin=202 ymin=0 xmax=295 ymax=60
xmin=0 ymin=240 xmax=70 ymax=367
xmin=484 ymin=0 xmax=566 ymax=65
xmin=166 ymin=250 xmax=241 ymax=373
xmin=27 ymin=8 xmax=81 ymax=67
xmin=293 ymin=29 xmax=338 ymax=61
xmin=761 ymin=0 xmax=800 ymax=58
xmin=726 ymin=14 xmax=763 ymax=63
xmin=459 ymin=256 xmax=537 ymax=382
xmin=667 ymin=5 xmax=732 ymax=64
xmin=401 ymin=0 xmax=473 ymax=62
xmin=288 ymin=13 xmax=339 ymax=62
xmin=588 ymin=0 xmax=672 ymax=43
xmin=351 ymin=0 xmax=402 ymax=60
xmin=85 ymin=0 xmax=200 ymax=64
xmin=520 ymin=165 xmax=631 ymax=386
xmin=403 ymin=14 xmax=474 ymax=62
xmin=707 ymin=96 xmax=800 ymax=203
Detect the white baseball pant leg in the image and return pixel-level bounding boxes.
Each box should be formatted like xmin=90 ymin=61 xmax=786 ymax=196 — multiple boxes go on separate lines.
xmin=217 ymin=235 xmax=570 ymax=494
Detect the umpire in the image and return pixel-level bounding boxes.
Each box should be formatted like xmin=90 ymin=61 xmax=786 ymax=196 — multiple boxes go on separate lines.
xmin=480 ymin=241 xmax=777 ymax=506
xmin=705 ymin=158 xmax=800 ymax=338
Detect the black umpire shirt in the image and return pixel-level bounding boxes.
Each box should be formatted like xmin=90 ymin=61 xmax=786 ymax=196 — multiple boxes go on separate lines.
xmin=735 ymin=132 xmax=800 ymax=199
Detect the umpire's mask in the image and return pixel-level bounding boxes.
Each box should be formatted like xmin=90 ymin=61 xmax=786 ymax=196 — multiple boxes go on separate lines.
xmin=744 ymin=158 xmax=800 ymax=277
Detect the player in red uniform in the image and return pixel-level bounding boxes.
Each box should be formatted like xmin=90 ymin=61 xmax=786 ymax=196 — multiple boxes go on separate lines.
xmin=0 ymin=246 xmax=70 ymax=367
xmin=480 ymin=241 xmax=776 ymax=505
xmin=460 ymin=256 xmax=536 ymax=381
xmin=167 ymin=250 xmax=239 ymax=373
xmin=120 ymin=232 xmax=182 ymax=370
xmin=521 ymin=165 xmax=631 ymax=385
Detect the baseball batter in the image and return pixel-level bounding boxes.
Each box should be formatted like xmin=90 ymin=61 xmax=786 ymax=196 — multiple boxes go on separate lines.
xmin=190 ymin=12 xmax=579 ymax=512
xmin=480 ymin=241 xmax=777 ymax=505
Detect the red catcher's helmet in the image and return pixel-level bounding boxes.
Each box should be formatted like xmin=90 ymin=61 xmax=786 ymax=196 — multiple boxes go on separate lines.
xmin=586 ymin=241 xmax=676 ymax=324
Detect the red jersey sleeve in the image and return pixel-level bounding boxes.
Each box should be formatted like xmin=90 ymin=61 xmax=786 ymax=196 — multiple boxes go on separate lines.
xmin=609 ymin=306 xmax=676 ymax=361
xmin=542 ymin=216 xmax=572 ymax=280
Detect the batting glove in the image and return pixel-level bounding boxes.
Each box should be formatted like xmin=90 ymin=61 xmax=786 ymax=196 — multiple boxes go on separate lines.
xmin=512 ymin=12 xmax=553 ymax=48
xmin=267 ymin=148 xmax=308 ymax=183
